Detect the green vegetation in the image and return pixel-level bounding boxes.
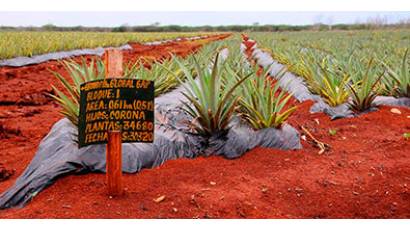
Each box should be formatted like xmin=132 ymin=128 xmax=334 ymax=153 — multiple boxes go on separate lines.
xmin=50 ymin=59 xmax=105 ymax=126
xmin=251 ymin=30 xmax=410 ymax=109
xmin=0 ymin=31 xmax=212 ymax=59
xmin=51 ymin=33 xmax=299 ymax=138
xmin=125 ymin=57 xmax=185 ymax=96
xmin=329 ymin=129 xmax=337 ymax=136
xmin=176 ymin=53 xmax=250 ymax=136
xmin=176 ymin=34 xmax=297 ymax=135
xmin=2 ymin=21 xmax=408 ymax=33
xmin=51 ymin=55 xmax=192 ymax=126
xmin=347 ymin=58 xmax=383 ymax=112
xmin=235 ymin=64 xmax=297 ymax=129
xmin=382 ymin=49 xmax=410 ymax=97
xmin=50 ymin=37 xmax=231 ymax=127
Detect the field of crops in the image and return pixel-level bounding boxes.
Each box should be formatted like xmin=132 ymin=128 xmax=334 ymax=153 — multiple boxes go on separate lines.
xmin=249 ymin=30 xmax=410 ymax=111
xmin=1 ymin=30 xmax=410 ymax=218
xmin=0 ymin=31 xmax=213 ymax=59
xmin=7 ymin=30 xmax=410 ymax=145
xmin=51 ymin=34 xmax=298 ymax=134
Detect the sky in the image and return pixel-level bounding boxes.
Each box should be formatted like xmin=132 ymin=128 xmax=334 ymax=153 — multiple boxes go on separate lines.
xmin=0 ymin=12 xmax=409 ymax=27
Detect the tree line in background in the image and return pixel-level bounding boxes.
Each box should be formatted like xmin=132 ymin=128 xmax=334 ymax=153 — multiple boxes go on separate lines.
xmin=1 ymin=20 xmax=410 ymax=32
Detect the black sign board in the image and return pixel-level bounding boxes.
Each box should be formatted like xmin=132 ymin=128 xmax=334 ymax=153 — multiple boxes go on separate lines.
xmin=78 ymin=78 xmax=154 ymax=148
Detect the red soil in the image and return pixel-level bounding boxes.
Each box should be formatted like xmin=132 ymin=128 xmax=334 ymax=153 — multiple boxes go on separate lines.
xmin=0 ymin=34 xmax=410 ymax=218
xmin=241 ymin=34 xmax=249 ymax=42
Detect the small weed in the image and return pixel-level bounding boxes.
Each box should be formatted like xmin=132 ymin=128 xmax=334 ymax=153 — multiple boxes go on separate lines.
xmin=329 ymin=128 xmax=337 ymax=136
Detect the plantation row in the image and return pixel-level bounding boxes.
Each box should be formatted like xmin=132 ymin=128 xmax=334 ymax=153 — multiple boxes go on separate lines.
xmin=249 ymin=30 xmax=410 ymax=112
xmin=0 ymin=31 xmax=216 ymax=59
xmin=53 ymin=30 xmax=410 ymax=137
xmin=53 ymin=35 xmax=295 ymax=135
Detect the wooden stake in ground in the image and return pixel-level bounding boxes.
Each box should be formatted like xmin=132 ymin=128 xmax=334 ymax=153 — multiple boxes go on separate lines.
xmin=104 ymin=48 xmax=123 ymax=78
xmin=105 ymin=48 xmax=123 ymax=196
xmin=106 ymin=130 xmax=123 ymax=196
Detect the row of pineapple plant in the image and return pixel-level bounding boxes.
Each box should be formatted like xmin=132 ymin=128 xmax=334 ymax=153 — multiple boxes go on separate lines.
xmin=50 ymin=37 xmax=229 ymax=126
xmin=250 ymin=30 xmax=409 ymax=113
xmin=0 ymin=31 xmax=218 ymax=59
xmin=171 ymin=34 xmax=297 ymax=136
xmin=52 ymin=33 xmax=298 ymax=139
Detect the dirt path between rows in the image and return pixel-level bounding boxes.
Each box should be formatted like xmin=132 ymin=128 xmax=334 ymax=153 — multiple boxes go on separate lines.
xmin=1 ymin=34 xmax=410 ymax=218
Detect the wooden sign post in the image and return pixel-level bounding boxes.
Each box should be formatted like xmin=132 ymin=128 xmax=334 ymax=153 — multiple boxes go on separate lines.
xmin=77 ymin=49 xmax=154 ymax=198
xmin=105 ymin=49 xmax=124 ymax=196
xmin=106 ymin=130 xmax=122 ymax=196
